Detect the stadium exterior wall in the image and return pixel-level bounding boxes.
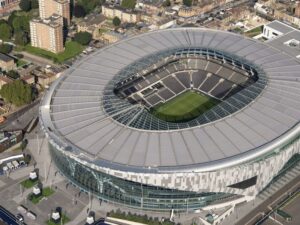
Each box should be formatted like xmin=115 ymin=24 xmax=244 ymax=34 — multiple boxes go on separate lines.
xmin=44 ymin=125 xmax=300 ymax=210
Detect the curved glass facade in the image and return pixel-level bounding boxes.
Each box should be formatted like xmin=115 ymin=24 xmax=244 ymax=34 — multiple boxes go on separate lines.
xmin=49 ymin=144 xmax=235 ymax=211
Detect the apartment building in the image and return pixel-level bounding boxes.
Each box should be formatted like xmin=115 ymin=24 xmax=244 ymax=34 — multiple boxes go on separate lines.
xmin=38 ymin=0 xmax=70 ymax=26
xmin=30 ymin=15 xmax=64 ymax=53
xmin=102 ymin=5 xmax=141 ymax=23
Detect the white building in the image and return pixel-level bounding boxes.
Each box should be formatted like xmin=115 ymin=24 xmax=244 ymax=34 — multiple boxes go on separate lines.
xmin=263 ymin=20 xmax=295 ymax=40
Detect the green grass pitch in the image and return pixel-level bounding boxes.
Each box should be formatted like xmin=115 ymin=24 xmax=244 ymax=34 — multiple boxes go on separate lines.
xmin=152 ymin=91 xmax=219 ymax=122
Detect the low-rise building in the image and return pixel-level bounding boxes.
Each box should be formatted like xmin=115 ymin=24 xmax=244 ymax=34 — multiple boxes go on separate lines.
xmin=254 ymin=2 xmax=271 ymax=15
xmin=263 ymin=20 xmax=295 ymax=40
xmin=77 ymin=14 xmax=106 ymax=39
xmin=0 ymin=75 xmax=13 ymax=89
xmin=273 ymin=9 xmax=300 ymax=28
xmin=21 ymin=74 xmax=35 ymax=85
xmin=30 ymin=14 xmax=64 ymax=53
xmin=149 ymin=18 xmax=177 ymax=30
xmin=0 ymin=130 xmax=23 ymax=153
xmin=102 ymin=5 xmax=141 ymax=23
xmin=178 ymin=7 xmax=198 ymax=18
xmin=136 ymin=0 xmax=161 ymax=14
xmin=37 ymin=73 xmax=58 ymax=87
xmin=102 ymin=31 xmax=124 ymax=43
xmin=178 ymin=4 xmax=214 ymax=18
xmin=0 ymin=53 xmax=16 ymax=72
xmin=0 ymin=0 xmax=19 ymax=15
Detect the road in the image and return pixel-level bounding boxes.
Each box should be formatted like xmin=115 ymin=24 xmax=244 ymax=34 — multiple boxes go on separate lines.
xmin=0 ymin=206 xmax=24 ymax=225
xmin=209 ymin=0 xmax=252 ymax=15
xmin=236 ymin=175 xmax=300 ymax=225
xmin=14 ymin=51 xmax=55 ymax=67
xmin=0 ymin=99 xmax=40 ymax=131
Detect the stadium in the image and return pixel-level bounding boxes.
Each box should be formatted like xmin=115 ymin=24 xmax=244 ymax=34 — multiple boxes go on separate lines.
xmin=40 ymin=28 xmax=300 ymax=211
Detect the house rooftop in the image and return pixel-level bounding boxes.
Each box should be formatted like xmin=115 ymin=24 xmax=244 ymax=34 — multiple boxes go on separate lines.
xmin=0 ymin=53 xmax=13 ymax=62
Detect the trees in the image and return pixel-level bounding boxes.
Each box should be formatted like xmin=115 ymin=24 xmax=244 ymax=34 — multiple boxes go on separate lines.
xmin=21 ymin=139 xmax=28 ymax=151
xmin=113 ymin=16 xmax=121 ymax=27
xmin=0 ymin=80 xmax=33 ymax=106
xmin=14 ymin=31 xmax=29 ymax=46
xmin=183 ymin=0 xmax=192 ymax=7
xmin=19 ymin=0 xmax=31 ymax=11
xmin=0 ymin=44 xmax=13 ymax=54
xmin=11 ymin=15 xmax=30 ymax=34
xmin=31 ymin=0 xmax=39 ymax=9
xmin=0 ymin=23 xmax=13 ymax=41
xmin=7 ymin=70 xmax=20 ymax=79
xmin=74 ymin=32 xmax=92 ymax=45
xmin=162 ymin=0 xmax=171 ymax=7
xmin=74 ymin=5 xmax=86 ymax=18
xmin=77 ymin=0 xmax=101 ymax=14
xmin=7 ymin=11 xmax=17 ymax=26
xmin=121 ymin=0 xmax=136 ymax=9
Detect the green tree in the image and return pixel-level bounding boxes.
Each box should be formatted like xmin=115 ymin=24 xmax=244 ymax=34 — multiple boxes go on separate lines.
xmin=0 ymin=23 xmax=13 ymax=41
xmin=183 ymin=0 xmax=192 ymax=7
xmin=0 ymin=80 xmax=33 ymax=106
xmin=14 ymin=31 xmax=29 ymax=46
xmin=74 ymin=32 xmax=92 ymax=45
xmin=7 ymin=70 xmax=20 ymax=79
xmin=21 ymin=139 xmax=28 ymax=151
xmin=31 ymin=0 xmax=39 ymax=9
xmin=19 ymin=0 xmax=31 ymax=11
xmin=74 ymin=5 xmax=86 ymax=18
xmin=121 ymin=0 xmax=136 ymax=9
xmin=7 ymin=11 xmax=17 ymax=26
xmin=0 ymin=44 xmax=13 ymax=54
xmin=12 ymin=16 xmax=30 ymax=32
xmin=163 ymin=0 xmax=171 ymax=7
xmin=12 ymin=16 xmax=24 ymax=31
xmin=77 ymin=0 xmax=101 ymax=14
xmin=0 ymin=19 xmax=6 ymax=26
xmin=113 ymin=16 xmax=121 ymax=27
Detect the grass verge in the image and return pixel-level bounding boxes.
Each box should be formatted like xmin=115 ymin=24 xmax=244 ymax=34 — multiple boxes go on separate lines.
xmin=23 ymin=41 xmax=84 ymax=63
xmin=245 ymin=26 xmax=263 ymax=38
xmin=29 ymin=187 xmax=55 ymax=204
xmin=46 ymin=214 xmax=70 ymax=225
xmin=21 ymin=179 xmax=38 ymax=189
xmin=17 ymin=59 xmax=28 ymax=67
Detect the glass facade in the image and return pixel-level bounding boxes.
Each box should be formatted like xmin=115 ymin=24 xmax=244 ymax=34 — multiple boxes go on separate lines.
xmin=49 ymin=144 xmax=235 ymax=211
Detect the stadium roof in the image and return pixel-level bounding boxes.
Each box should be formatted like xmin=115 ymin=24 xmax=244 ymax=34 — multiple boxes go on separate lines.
xmin=267 ymin=30 xmax=300 ymax=58
xmin=40 ymin=28 xmax=300 ymax=173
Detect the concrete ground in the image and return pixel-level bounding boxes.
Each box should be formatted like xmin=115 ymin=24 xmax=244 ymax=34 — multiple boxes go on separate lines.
xmin=0 ymin=125 xmax=90 ymax=225
xmin=222 ymin=163 xmax=300 ymax=225
xmin=281 ymin=194 xmax=300 ymax=225
xmin=1 ymin=122 xmax=300 ymax=225
xmin=0 ymin=125 xmax=181 ymax=225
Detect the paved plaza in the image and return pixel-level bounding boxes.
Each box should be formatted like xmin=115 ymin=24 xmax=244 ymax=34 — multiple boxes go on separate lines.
xmin=0 ymin=124 xmax=299 ymax=225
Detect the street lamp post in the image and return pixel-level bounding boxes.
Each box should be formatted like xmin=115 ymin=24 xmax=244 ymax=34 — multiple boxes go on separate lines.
xmin=20 ymin=184 xmax=23 ymax=197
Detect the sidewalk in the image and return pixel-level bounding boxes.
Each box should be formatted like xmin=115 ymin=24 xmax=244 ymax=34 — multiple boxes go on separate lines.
xmin=222 ymin=163 xmax=300 ymax=225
